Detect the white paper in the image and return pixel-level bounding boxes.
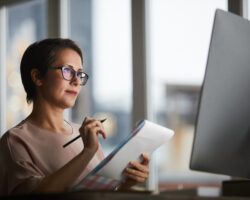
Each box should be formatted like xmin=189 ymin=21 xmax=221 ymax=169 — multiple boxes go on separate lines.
xmin=91 ymin=120 xmax=174 ymax=181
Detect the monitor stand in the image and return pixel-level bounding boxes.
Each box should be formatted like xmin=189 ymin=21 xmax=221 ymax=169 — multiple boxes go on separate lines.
xmin=222 ymin=180 xmax=250 ymax=197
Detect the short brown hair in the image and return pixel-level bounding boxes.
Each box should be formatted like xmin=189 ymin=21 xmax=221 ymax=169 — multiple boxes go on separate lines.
xmin=20 ymin=38 xmax=83 ymax=103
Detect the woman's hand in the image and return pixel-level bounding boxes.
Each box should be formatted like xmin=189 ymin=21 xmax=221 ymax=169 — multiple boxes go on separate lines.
xmin=119 ymin=153 xmax=150 ymax=190
xmin=79 ymin=117 xmax=106 ymax=154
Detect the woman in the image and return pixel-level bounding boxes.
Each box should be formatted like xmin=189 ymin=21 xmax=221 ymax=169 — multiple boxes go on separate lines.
xmin=0 ymin=38 xmax=149 ymax=195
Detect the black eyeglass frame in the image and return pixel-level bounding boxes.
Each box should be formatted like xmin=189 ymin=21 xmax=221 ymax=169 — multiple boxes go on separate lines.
xmin=48 ymin=65 xmax=89 ymax=86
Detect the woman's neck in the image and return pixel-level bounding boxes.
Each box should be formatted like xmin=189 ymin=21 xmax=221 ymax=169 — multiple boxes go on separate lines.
xmin=27 ymin=100 xmax=68 ymax=134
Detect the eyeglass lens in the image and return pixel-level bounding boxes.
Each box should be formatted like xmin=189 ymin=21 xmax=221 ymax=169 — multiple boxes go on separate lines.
xmin=62 ymin=66 xmax=88 ymax=85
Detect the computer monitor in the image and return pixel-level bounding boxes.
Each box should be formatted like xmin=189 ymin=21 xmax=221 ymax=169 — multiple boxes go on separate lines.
xmin=190 ymin=9 xmax=250 ymax=179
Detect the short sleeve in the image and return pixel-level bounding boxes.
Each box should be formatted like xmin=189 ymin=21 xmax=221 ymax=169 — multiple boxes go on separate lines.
xmin=8 ymin=160 xmax=44 ymax=194
xmin=0 ymin=133 xmax=44 ymax=195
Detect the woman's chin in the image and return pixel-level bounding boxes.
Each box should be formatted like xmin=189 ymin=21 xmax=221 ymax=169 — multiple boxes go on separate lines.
xmin=61 ymin=99 xmax=76 ymax=109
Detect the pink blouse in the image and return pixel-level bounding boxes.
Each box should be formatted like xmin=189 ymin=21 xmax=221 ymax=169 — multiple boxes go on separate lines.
xmin=0 ymin=120 xmax=104 ymax=195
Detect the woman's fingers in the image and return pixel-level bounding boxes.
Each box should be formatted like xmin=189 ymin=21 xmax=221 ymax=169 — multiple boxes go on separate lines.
xmin=81 ymin=117 xmax=96 ymax=127
xmin=93 ymin=120 xmax=106 ymax=139
xmin=84 ymin=122 xmax=105 ymax=138
xmin=123 ymin=170 xmax=147 ymax=183
xmin=129 ymin=160 xmax=149 ymax=173
xmin=80 ymin=117 xmax=107 ymax=138
xmin=122 ymin=154 xmax=150 ymax=185
xmin=141 ymin=153 xmax=150 ymax=165
xmin=124 ymin=167 xmax=148 ymax=178
xmin=79 ymin=117 xmax=107 ymax=151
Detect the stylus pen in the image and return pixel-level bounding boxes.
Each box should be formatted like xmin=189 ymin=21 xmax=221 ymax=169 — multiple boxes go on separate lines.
xmin=63 ymin=118 xmax=107 ymax=148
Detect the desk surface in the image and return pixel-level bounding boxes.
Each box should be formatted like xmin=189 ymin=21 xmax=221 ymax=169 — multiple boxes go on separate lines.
xmin=0 ymin=190 xmax=249 ymax=200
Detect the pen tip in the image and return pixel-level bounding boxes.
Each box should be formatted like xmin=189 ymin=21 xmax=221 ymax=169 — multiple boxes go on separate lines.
xmin=100 ymin=118 xmax=107 ymax=123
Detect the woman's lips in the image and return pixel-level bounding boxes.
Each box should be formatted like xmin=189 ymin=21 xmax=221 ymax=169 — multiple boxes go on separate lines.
xmin=65 ymin=90 xmax=78 ymax=96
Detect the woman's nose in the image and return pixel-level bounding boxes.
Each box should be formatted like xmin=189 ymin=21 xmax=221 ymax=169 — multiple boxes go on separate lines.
xmin=71 ymin=74 xmax=81 ymax=86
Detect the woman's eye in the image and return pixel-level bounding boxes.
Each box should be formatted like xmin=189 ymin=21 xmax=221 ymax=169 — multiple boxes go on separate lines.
xmin=63 ymin=67 xmax=72 ymax=74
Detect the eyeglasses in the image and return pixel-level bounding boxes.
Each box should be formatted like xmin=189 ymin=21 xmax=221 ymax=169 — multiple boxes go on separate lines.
xmin=48 ymin=65 xmax=89 ymax=86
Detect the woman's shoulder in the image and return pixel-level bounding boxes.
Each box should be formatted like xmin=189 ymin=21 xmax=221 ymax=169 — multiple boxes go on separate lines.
xmin=1 ymin=121 xmax=28 ymax=141
xmin=0 ymin=121 xmax=32 ymax=161
xmin=0 ymin=120 xmax=41 ymax=157
xmin=3 ymin=120 xmax=32 ymax=138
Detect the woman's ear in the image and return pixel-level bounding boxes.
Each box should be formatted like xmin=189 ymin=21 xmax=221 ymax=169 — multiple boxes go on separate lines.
xmin=30 ymin=69 xmax=43 ymax=86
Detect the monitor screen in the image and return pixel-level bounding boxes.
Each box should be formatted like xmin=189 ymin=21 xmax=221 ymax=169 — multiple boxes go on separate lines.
xmin=190 ymin=9 xmax=250 ymax=179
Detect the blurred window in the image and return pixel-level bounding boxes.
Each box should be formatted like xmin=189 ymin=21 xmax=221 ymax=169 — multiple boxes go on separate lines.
xmin=70 ymin=0 xmax=132 ymax=154
xmin=147 ymin=0 xmax=228 ymax=185
xmin=5 ymin=0 xmax=47 ymax=129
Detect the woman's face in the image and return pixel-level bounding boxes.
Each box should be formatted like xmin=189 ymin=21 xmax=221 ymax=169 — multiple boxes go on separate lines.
xmin=38 ymin=48 xmax=83 ymax=109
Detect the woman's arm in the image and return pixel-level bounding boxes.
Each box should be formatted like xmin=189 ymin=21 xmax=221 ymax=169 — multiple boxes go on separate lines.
xmin=33 ymin=148 xmax=96 ymax=193
xmin=33 ymin=117 xmax=106 ymax=193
